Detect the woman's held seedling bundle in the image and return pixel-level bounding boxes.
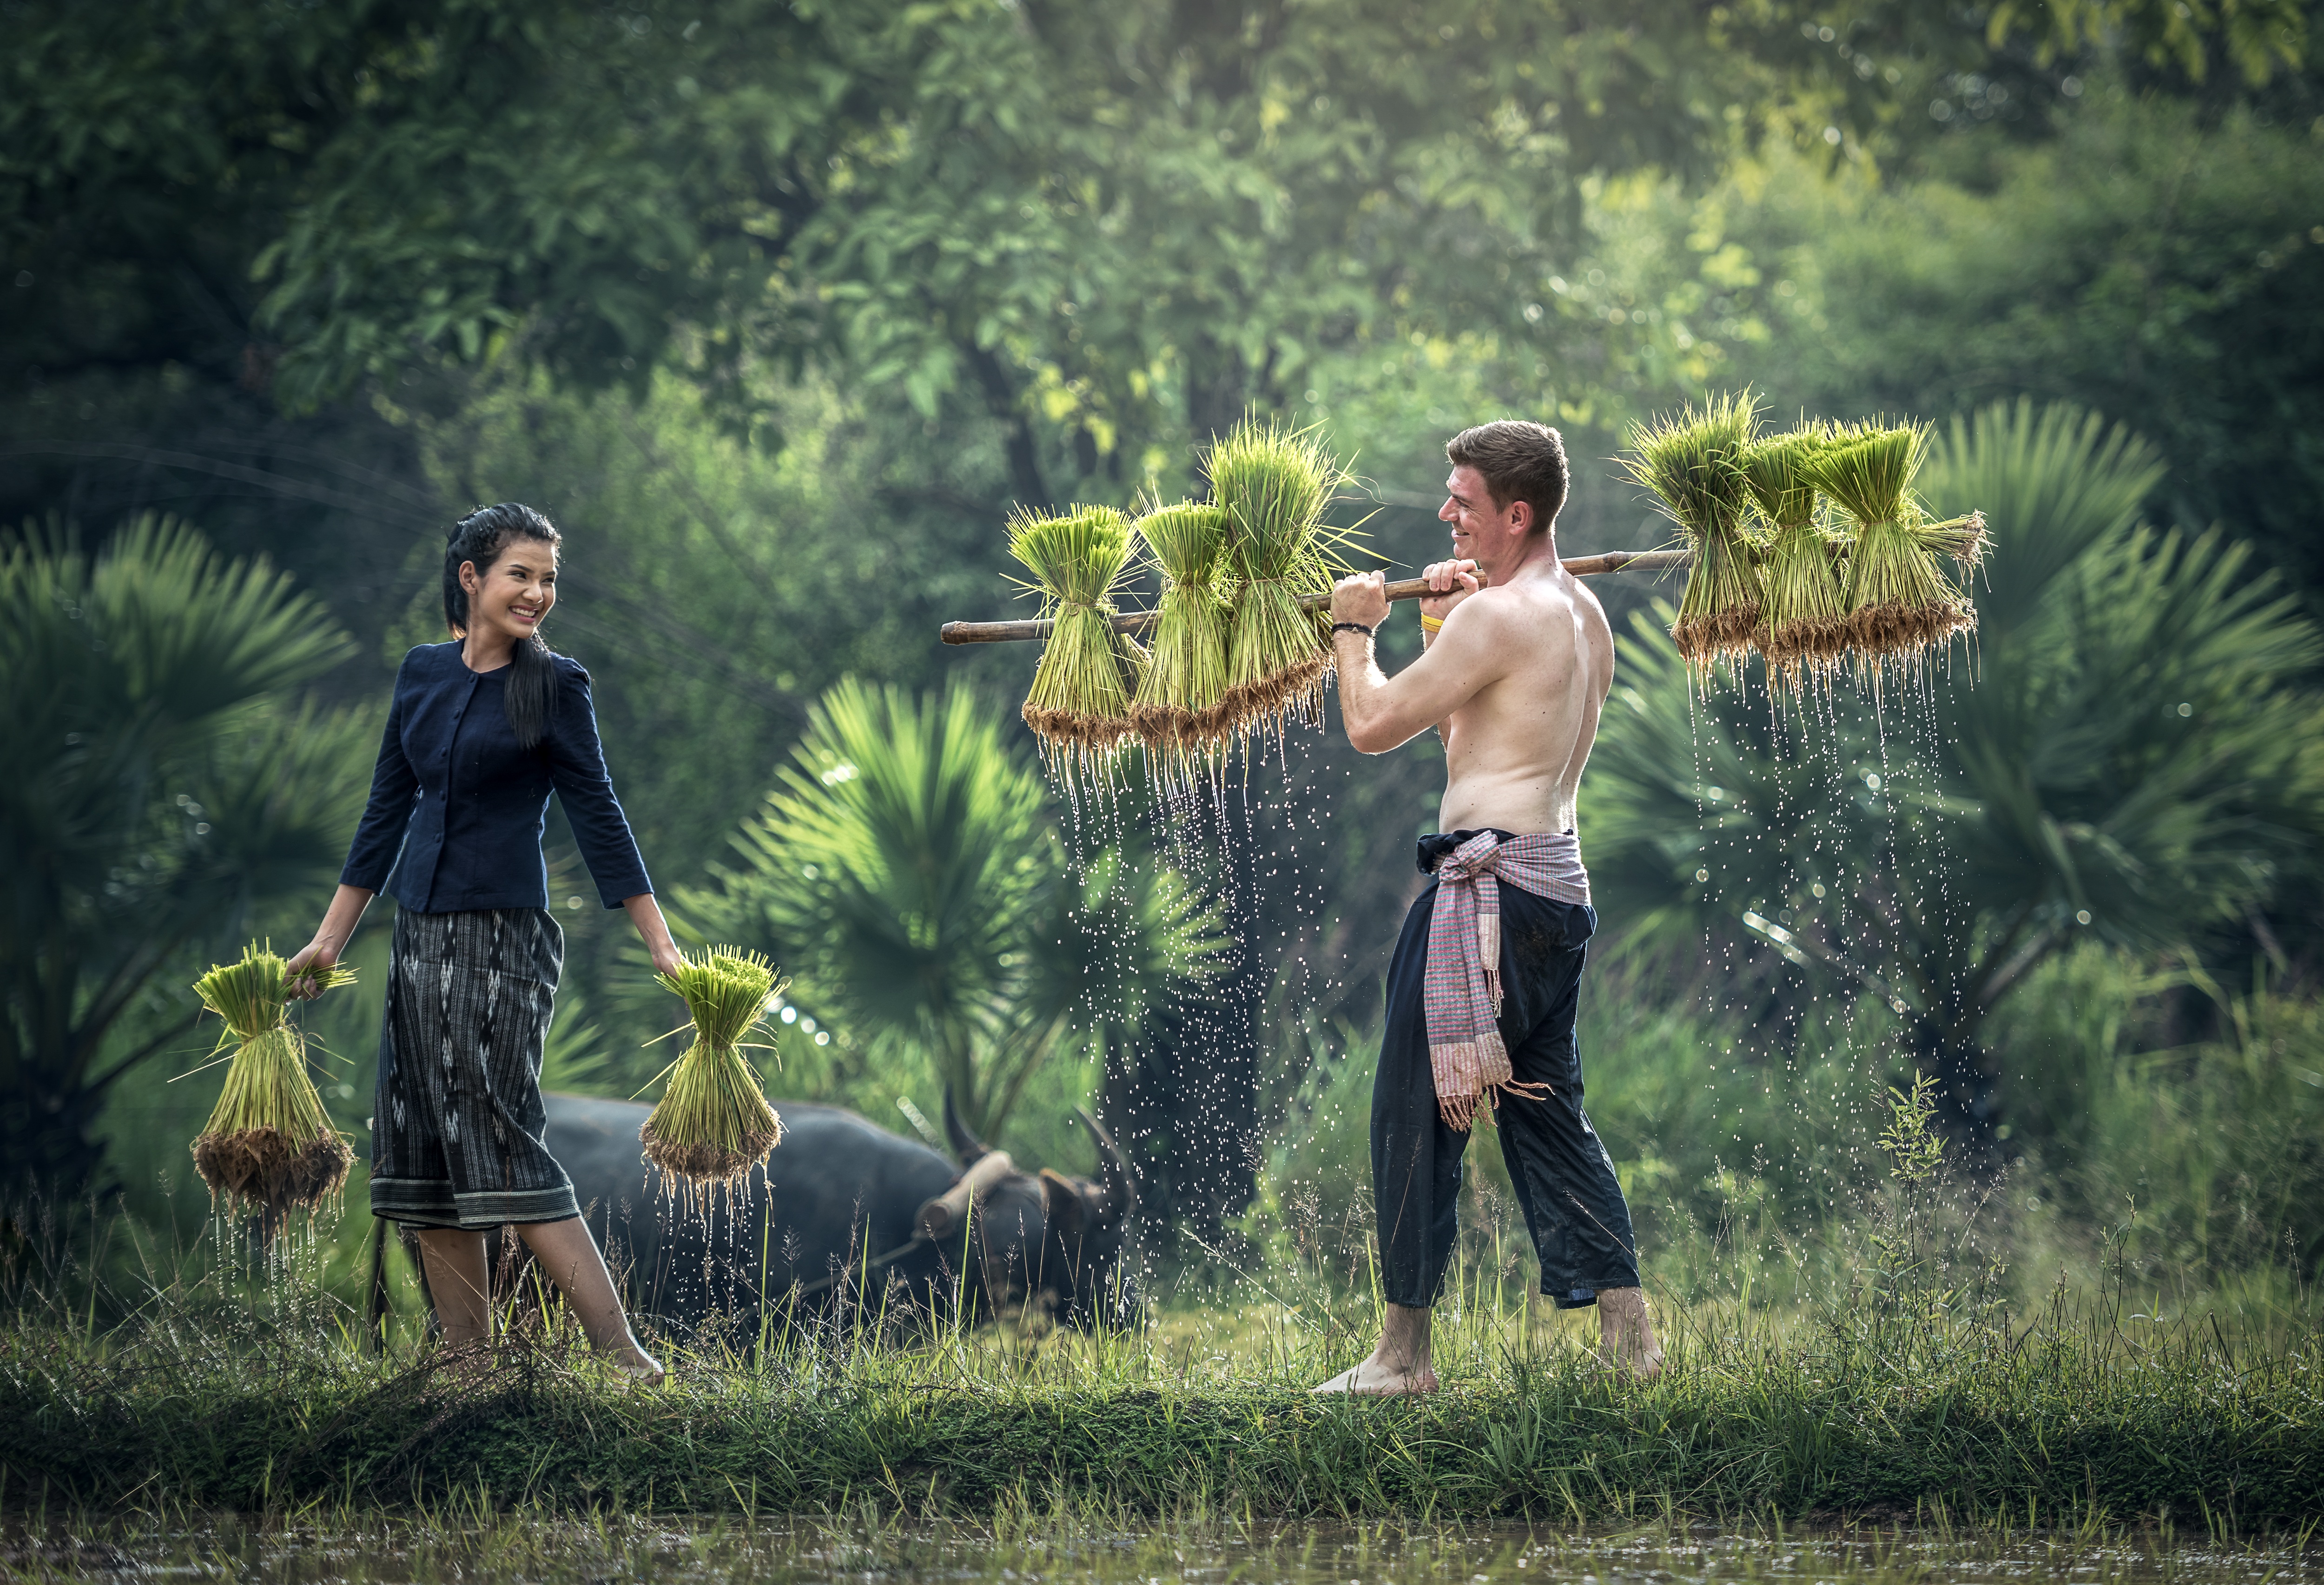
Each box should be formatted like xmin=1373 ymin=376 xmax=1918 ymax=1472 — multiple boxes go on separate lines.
xmin=186 ymin=940 xmax=797 ymax=1231
xmin=185 ymin=943 xmax=356 ymax=1218
xmin=640 ymin=945 xmax=787 ymax=1215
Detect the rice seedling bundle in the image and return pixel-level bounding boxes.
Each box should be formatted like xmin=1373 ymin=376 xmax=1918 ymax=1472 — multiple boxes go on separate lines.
xmin=1619 ymin=393 xmax=1766 ymax=671
xmin=188 ymin=944 xmax=355 ymax=1217
xmin=1009 ymin=503 xmax=1139 ymax=784
xmin=1127 ymin=499 xmax=1232 ymax=774
xmin=1740 ymin=430 xmax=1848 ymax=684
xmin=1801 ymin=422 xmax=1975 ymax=662
xmin=640 ymin=947 xmax=786 ymax=1212
xmin=1210 ymin=418 xmax=1355 ymax=743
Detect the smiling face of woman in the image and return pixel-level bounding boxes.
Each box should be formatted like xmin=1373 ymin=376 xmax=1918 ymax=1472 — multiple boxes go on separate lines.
xmin=459 ymin=536 xmax=559 ymax=655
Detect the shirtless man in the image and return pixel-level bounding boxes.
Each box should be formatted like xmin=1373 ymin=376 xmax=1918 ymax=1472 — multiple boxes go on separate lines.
xmin=1312 ymin=419 xmax=1663 ymax=1395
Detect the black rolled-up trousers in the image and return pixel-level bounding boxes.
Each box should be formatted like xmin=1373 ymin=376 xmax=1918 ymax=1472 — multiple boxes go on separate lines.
xmin=1372 ymin=877 xmax=1641 ymax=1309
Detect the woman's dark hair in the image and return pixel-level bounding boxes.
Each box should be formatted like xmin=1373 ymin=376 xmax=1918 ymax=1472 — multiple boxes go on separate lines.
xmin=443 ymin=502 xmax=566 ymax=750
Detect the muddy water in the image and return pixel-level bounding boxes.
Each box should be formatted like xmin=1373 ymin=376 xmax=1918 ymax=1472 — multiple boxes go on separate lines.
xmin=5 ymin=1518 xmax=2316 ymax=1585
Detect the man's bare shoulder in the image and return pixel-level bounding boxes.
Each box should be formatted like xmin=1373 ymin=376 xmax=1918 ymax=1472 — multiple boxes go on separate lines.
xmin=1566 ymin=571 xmax=1613 ymax=644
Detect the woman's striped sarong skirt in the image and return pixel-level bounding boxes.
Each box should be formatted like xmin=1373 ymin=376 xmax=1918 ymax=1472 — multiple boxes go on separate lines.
xmin=369 ymin=907 xmax=581 ymax=1230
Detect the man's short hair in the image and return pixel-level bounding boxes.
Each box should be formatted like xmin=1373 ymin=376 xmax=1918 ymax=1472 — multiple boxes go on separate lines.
xmin=1446 ymin=420 xmax=1570 ymax=533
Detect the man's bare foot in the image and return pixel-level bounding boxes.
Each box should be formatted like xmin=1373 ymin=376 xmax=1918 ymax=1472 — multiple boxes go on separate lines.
xmin=1310 ymin=1355 xmax=1439 ymax=1396
xmin=1312 ymin=1301 xmax=1436 ymax=1395
xmin=1595 ymin=1286 xmax=1664 ymax=1380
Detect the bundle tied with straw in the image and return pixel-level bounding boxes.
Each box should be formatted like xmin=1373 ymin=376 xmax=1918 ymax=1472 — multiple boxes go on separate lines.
xmin=1210 ymin=418 xmax=1357 ymax=742
xmin=1128 ymin=498 xmax=1232 ymax=769
xmin=1801 ymin=421 xmax=1975 ymax=661
xmin=1009 ymin=503 xmax=1139 ymax=783
xmin=640 ymin=946 xmax=786 ymax=1210
xmin=1741 ymin=429 xmax=1848 ymax=684
xmin=1620 ymin=393 xmax=1766 ymax=671
xmin=188 ymin=943 xmax=356 ymax=1216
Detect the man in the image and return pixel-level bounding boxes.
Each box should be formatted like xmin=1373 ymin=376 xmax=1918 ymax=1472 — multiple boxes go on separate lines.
xmin=1313 ymin=419 xmax=1662 ymax=1394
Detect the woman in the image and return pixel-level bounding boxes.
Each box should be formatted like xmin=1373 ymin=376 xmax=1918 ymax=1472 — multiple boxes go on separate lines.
xmin=288 ymin=502 xmax=677 ymax=1383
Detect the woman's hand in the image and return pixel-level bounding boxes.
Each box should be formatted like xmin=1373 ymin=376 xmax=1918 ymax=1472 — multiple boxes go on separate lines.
xmin=286 ymin=885 xmax=375 ymax=998
xmin=622 ymin=894 xmax=687 ymax=981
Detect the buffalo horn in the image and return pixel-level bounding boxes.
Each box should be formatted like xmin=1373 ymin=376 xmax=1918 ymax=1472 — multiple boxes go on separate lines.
xmin=943 ymin=1086 xmax=990 ymax=1165
xmin=917 ymin=1149 xmax=1017 ymax=1241
xmin=1076 ymin=1106 xmax=1137 ymax=1219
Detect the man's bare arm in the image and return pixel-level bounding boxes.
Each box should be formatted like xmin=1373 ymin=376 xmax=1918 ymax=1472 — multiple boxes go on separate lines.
xmin=1330 ymin=574 xmax=1512 ymax=755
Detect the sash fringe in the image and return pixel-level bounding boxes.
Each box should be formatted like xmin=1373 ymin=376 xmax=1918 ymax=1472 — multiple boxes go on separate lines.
xmin=1424 ymin=830 xmax=1589 ymax=1135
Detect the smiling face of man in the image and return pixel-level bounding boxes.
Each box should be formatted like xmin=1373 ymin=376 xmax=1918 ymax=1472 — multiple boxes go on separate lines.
xmin=1439 ymin=464 xmax=1535 ymax=572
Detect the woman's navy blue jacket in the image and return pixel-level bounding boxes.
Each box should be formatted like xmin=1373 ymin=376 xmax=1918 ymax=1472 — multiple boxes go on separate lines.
xmin=340 ymin=642 xmax=653 ymax=914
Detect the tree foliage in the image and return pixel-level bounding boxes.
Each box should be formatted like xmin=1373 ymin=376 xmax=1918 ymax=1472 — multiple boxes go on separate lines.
xmin=12 ymin=0 xmax=2305 ymax=504
xmin=1585 ymin=401 xmax=2324 ymax=1128
xmin=0 ymin=518 xmax=372 ymax=1190
xmin=679 ymin=680 xmax=1228 ymax=1145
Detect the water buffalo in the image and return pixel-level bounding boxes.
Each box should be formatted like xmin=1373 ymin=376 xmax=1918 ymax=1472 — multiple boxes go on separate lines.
xmin=539 ymin=1091 xmax=1139 ymax=1340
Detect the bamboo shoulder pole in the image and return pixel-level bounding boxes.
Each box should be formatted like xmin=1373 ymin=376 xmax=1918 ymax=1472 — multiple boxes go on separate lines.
xmin=938 ymin=547 xmax=1691 ymax=645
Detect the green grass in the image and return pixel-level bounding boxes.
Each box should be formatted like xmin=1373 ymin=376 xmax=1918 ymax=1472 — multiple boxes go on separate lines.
xmin=13 ymin=993 xmax=2323 ymax=1525
xmin=4 ymin=1206 xmax=2318 ymax=1523
xmin=23 ymin=953 xmax=2324 ymax=1528
xmin=13 ymin=1504 xmax=2317 ymax=1585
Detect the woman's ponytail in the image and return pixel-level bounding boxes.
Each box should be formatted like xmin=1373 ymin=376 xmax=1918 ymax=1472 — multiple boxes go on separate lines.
xmin=443 ymin=502 xmax=566 ymax=750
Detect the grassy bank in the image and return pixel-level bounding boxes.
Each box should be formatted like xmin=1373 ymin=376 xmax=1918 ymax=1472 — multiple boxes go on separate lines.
xmin=5 ymin=1280 xmax=2318 ymax=1523
xmin=9 ymin=1077 xmax=2319 ymax=1525
xmin=11 ymin=1506 xmax=2318 ymax=1585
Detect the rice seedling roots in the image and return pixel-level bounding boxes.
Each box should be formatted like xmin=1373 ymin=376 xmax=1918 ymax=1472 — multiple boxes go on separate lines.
xmin=1672 ymin=605 xmax=1763 ymax=665
xmin=639 ymin=1124 xmax=784 ymax=1185
xmin=1021 ymin=701 xmax=1133 ymax=750
xmin=190 ymin=1127 xmax=354 ymax=1213
xmin=1219 ymin=650 xmax=1332 ymax=733
xmin=1842 ymin=599 xmax=1976 ymax=656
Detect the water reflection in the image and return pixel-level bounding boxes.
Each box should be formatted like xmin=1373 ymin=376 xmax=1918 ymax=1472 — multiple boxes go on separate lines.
xmin=6 ymin=1517 xmax=2316 ymax=1585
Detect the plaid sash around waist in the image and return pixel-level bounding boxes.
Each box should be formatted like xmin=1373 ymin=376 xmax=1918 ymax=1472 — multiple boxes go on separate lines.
xmin=1425 ymin=829 xmax=1591 ymax=1131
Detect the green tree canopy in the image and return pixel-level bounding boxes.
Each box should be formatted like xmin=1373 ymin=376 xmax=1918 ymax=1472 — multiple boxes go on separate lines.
xmin=0 ymin=518 xmax=372 ymax=1190
xmin=13 ymin=0 xmax=2304 ymax=505
xmin=1585 ymin=402 xmax=2324 ymax=1129
xmin=680 ymin=679 xmax=1227 ymax=1144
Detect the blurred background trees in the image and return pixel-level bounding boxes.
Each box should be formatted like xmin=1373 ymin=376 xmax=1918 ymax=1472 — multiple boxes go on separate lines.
xmin=0 ymin=519 xmax=370 ymax=1190
xmin=4 ymin=0 xmax=2320 ymax=1298
xmin=1585 ymin=401 xmax=2324 ymax=1131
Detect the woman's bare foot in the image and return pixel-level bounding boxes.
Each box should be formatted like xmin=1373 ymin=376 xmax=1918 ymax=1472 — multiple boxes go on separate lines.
xmin=1595 ymin=1286 xmax=1664 ymax=1379
xmin=604 ymin=1341 xmax=665 ymax=1387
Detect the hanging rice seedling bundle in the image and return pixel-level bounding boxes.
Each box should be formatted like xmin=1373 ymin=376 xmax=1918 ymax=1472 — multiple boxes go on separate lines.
xmin=1741 ymin=429 xmax=1848 ymax=684
xmin=187 ymin=944 xmax=356 ymax=1217
xmin=1619 ymin=393 xmax=1765 ymax=671
xmin=640 ymin=947 xmax=786 ymax=1212
xmin=1210 ymin=418 xmax=1356 ymax=743
xmin=1910 ymin=506 xmax=1991 ymax=577
xmin=1128 ymin=498 xmax=1233 ymax=771
xmin=1802 ymin=422 xmax=1975 ymax=661
xmin=1009 ymin=503 xmax=1139 ymax=785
